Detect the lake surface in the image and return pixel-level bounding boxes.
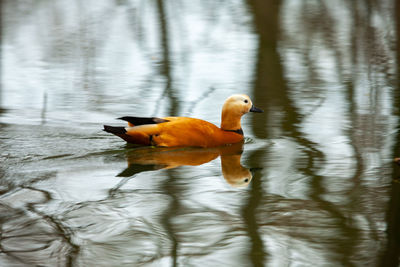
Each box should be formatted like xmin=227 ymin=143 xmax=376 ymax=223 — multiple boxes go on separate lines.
xmin=1 ymin=0 xmax=400 ymax=266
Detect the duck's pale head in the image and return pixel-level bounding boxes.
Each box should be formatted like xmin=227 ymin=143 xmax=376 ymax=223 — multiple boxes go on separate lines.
xmin=221 ymin=94 xmax=263 ymax=131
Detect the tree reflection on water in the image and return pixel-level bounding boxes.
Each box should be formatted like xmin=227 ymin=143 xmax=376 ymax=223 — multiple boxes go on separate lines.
xmin=0 ymin=0 xmax=399 ymax=266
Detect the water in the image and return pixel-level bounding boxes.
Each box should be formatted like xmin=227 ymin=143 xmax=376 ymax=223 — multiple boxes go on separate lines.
xmin=1 ymin=0 xmax=399 ymax=266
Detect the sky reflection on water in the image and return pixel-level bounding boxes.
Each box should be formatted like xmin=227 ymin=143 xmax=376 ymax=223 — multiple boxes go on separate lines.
xmin=1 ymin=0 xmax=400 ymax=266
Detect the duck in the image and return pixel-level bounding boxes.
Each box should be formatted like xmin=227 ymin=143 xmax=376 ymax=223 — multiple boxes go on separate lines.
xmin=103 ymin=94 xmax=263 ymax=147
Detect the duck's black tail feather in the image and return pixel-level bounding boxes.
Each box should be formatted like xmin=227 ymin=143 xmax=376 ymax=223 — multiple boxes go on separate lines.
xmin=103 ymin=125 xmax=151 ymax=145
xmin=103 ymin=125 xmax=127 ymax=135
xmin=117 ymin=164 xmax=166 ymax=177
xmin=118 ymin=116 xmax=168 ymax=126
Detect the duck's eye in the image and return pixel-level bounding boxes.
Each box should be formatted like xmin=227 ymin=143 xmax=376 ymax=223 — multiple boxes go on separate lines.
xmin=244 ymin=99 xmax=248 ymax=103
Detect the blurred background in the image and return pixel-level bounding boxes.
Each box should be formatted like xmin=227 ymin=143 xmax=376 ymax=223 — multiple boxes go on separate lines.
xmin=1 ymin=0 xmax=399 ymax=266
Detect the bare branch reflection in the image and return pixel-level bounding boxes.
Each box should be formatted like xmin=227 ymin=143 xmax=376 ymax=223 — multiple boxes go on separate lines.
xmin=0 ymin=0 xmax=398 ymax=266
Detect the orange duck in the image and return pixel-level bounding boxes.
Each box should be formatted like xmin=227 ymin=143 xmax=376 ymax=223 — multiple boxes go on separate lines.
xmin=103 ymin=94 xmax=263 ymax=147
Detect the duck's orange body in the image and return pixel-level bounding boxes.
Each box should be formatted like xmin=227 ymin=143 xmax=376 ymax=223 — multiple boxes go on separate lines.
xmin=104 ymin=94 xmax=262 ymax=147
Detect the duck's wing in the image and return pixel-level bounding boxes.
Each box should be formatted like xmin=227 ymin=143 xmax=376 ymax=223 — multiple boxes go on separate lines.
xmin=146 ymin=118 xmax=243 ymax=147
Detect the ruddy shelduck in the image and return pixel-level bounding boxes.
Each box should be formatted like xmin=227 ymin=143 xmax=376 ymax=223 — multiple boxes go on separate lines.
xmin=103 ymin=94 xmax=263 ymax=147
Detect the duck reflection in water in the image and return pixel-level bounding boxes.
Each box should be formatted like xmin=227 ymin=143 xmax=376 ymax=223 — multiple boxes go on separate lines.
xmin=117 ymin=141 xmax=255 ymax=187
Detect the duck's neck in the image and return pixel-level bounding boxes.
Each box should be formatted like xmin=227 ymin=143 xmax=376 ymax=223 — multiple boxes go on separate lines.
xmin=220 ymin=110 xmax=242 ymax=131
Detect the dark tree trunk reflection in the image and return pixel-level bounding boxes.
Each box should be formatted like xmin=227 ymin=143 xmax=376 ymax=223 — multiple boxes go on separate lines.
xmin=154 ymin=0 xmax=179 ymax=117
xmin=380 ymin=1 xmax=400 ymax=265
xmin=156 ymin=1 xmax=179 ymax=266
xmin=0 ymin=0 xmax=2 ymax=110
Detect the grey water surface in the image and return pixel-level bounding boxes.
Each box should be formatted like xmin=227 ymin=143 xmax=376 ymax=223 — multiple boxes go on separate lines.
xmin=1 ymin=0 xmax=400 ymax=266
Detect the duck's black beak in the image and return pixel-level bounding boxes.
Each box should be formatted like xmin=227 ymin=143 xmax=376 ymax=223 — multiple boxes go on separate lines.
xmin=250 ymin=105 xmax=263 ymax=113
